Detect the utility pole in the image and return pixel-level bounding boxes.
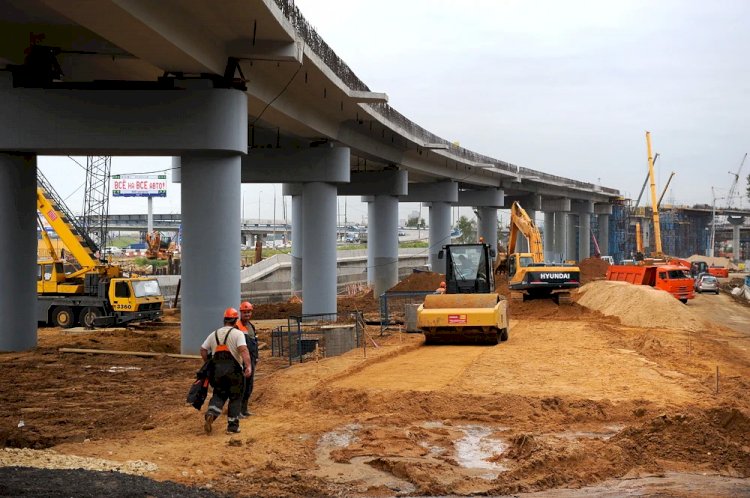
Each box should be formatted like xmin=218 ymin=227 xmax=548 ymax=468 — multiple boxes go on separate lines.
xmin=710 ymin=187 xmax=716 ymax=258
xmin=272 ymin=185 xmax=276 ymax=248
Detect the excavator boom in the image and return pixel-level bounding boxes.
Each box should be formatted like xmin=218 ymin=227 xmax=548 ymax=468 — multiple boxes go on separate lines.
xmin=508 ymin=202 xmax=544 ymax=262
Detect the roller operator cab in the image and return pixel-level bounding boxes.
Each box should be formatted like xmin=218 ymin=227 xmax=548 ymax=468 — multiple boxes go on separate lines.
xmin=417 ymin=243 xmax=509 ymax=345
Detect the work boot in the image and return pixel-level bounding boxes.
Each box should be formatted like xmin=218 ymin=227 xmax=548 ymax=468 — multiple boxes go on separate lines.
xmin=239 ymin=409 xmax=252 ymax=419
xmin=204 ymin=413 xmax=216 ymax=435
xmin=226 ymin=425 xmax=241 ymax=434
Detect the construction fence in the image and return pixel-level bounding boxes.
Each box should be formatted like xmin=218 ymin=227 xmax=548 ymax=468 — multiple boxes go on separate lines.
xmin=271 ymin=311 xmax=364 ymax=365
xmin=379 ymin=290 xmax=434 ymax=334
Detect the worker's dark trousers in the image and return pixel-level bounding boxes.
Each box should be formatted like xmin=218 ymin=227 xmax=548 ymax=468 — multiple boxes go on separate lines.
xmin=207 ymin=368 xmax=244 ymax=430
xmin=241 ymin=341 xmax=258 ymax=414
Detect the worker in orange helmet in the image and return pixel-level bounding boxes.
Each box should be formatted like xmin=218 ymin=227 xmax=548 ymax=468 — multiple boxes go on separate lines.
xmin=435 ymin=281 xmax=447 ymax=294
xmin=200 ymin=307 xmax=252 ymax=434
xmin=237 ymin=301 xmax=258 ymax=418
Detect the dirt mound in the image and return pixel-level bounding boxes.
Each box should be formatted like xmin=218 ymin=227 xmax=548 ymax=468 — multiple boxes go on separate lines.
xmin=579 ymin=257 xmax=610 ymax=284
xmin=687 ymin=254 xmax=736 ymax=270
xmin=576 ymin=280 xmax=703 ymax=330
xmin=388 ymin=271 xmax=445 ymax=292
xmin=252 ymin=300 xmax=302 ymax=320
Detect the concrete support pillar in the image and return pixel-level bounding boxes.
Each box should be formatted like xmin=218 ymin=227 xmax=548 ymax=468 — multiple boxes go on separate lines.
xmin=0 ymin=154 xmax=37 ymax=351
xmin=291 ymin=194 xmax=303 ymax=297
xmin=553 ymin=212 xmax=567 ymax=262
xmin=728 ymin=217 xmax=744 ymax=263
xmin=579 ymin=213 xmax=591 ymax=260
xmin=429 ymin=202 xmax=452 ymax=274
xmin=598 ymin=214 xmax=610 ymax=256
xmin=367 ymin=195 xmax=399 ymax=297
xmin=566 ymin=214 xmax=577 ymax=262
xmin=302 ymin=182 xmax=337 ymax=315
xmin=543 ymin=212 xmax=554 ymax=262
xmin=477 ymin=207 xmax=498 ymax=249
xmin=179 ymin=154 xmax=241 ymax=354
xmin=733 ymin=225 xmax=741 ymax=263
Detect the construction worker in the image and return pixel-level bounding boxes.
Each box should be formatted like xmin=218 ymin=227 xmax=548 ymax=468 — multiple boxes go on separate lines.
xmin=435 ymin=281 xmax=447 ymax=294
xmin=200 ymin=308 xmax=252 ymax=435
xmin=237 ymin=301 xmax=258 ymax=418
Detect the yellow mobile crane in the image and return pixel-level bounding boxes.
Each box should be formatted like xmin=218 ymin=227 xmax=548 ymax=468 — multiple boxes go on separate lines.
xmin=506 ymin=202 xmax=581 ymax=304
xmin=36 ymin=172 xmax=164 ymax=328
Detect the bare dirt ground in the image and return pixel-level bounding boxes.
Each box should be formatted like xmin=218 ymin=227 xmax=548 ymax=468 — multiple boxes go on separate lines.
xmin=1 ymin=282 xmax=750 ymax=497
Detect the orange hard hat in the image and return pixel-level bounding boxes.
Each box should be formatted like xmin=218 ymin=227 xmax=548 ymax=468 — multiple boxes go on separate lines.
xmin=239 ymin=301 xmax=254 ymax=311
xmin=439 ymin=281 xmax=446 ymax=288
xmin=223 ymin=307 xmax=239 ymax=319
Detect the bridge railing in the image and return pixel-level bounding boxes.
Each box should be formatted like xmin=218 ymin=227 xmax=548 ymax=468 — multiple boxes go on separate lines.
xmin=273 ymin=0 xmax=619 ymax=197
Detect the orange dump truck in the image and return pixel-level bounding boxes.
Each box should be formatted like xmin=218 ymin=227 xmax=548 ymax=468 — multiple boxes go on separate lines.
xmin=606 ymin=264 xmax=695 ymax=303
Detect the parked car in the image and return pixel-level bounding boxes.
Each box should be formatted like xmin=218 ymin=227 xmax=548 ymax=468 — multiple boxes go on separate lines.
xmin=694 ymin=275 xmax=720 ymax=294
xmin=398 ymin=231 xmax=406 ymax=236
xmin=103 ymin=246 xmax=123 ymax=256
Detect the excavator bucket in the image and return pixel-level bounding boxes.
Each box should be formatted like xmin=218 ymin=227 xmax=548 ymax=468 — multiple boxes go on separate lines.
xmin=417 ymin=293 xmax=508 ymax=345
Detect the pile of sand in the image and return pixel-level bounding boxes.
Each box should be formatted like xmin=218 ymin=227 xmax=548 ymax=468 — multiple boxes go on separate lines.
xmin=578 ymin=257 xmax=610 ymax=283
xmin=577 ymin=280 xmax=703 ymax=330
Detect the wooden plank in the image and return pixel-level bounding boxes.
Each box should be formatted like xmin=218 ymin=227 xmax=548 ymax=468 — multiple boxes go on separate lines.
xmin=59 ymin=348 xmax=200 ymax=359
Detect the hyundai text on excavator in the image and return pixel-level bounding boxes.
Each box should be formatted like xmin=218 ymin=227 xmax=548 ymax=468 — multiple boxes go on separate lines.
xmin=506 ymin=201 xmax=580 ymax=304
xmin=417 ymin=242 xmax=509 ymax=345
xmin=36 ymin=172 xmax=164 ymax=328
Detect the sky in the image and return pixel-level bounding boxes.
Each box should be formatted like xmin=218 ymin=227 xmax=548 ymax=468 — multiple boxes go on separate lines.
xmin=39 ymin=0 xmax=750 ymax=223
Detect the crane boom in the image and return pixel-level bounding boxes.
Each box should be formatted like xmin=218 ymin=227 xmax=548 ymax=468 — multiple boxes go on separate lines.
xmin=508 ymin=202 xmax=544 ymax=262
xmin=645 ymin=131 xmax=662 ymax=256
xmin=727 ymin=152 xmax=747 ymax=208
xmin=657 ymin=171 xmax=676 ymax=209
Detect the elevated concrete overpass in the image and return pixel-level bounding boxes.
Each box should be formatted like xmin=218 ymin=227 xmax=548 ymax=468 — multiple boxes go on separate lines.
xmin=1 ymin=0 xmax=620 ymax=352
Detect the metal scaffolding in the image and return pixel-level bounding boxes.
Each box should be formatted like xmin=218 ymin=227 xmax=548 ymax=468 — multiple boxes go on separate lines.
xmin=81 ymin=156 xmax=111 ymax=250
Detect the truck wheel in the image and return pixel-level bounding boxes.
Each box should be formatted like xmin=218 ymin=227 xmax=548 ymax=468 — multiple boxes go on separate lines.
xmin=499 ymin=328 xmax=509 ymax=342
xmin=53 ymin=307 xmax=75 ymax=328
xmin=80 ymin=307 xmax=102 ymax=328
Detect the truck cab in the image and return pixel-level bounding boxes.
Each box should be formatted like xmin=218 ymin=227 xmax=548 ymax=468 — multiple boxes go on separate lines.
xmin=652 ymin=266 xmax=694 ymax=303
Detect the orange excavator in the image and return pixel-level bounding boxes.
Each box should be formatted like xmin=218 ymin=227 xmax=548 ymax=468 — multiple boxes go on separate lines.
xmin=145 ymin=230 xmax=174 ymax=260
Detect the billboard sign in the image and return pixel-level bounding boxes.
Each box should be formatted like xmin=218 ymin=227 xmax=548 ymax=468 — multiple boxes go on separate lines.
xmin=112 ymin=174 xmax=167 ymax=197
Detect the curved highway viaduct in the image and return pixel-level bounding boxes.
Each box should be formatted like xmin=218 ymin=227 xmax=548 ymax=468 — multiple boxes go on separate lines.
xmin=0 ymin=0 xmax=619 ymax=352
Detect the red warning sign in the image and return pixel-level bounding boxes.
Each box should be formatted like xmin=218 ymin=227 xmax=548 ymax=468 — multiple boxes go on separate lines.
xmin=448 ymin=314 xmax=467 ymax=324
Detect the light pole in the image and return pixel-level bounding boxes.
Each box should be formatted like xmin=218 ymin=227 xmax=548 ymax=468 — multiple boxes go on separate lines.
xmin=272 ymin=185 xmax=277 ymax=248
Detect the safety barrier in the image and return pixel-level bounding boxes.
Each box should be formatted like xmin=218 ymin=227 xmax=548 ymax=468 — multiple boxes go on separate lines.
xmin=271 ymin=311 xmax=364 ymax=366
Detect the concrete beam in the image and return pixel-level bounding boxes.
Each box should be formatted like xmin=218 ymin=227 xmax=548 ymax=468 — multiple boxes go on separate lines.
xmin=570 ymin=200 xmax=594 ymax=214
xmin=542 ymin=198 xmax=571 ymax=212
xmin=241 ymin=147 xmax=350 ymax=183
xmin=594 ymin=203 xmax=613 ymax=215
xmin=349 ymin=90 xmax=388 ymax=103
xmin=338 ymin=170 xmax=407 ymax=196
xmin=504 ymin=194 xmax=542 ymax=211
xmin=456 ymin=188 xmax=504 ymax=208
xmin=282 ymin=183 xmax=303 ymax=196
xmin=227 ymin=39 xmax=303 ymax=63
xmin=0 ymin=75 xmax=247 ymax=155
xmin=400 ymin=181 xmax=458 ymax=203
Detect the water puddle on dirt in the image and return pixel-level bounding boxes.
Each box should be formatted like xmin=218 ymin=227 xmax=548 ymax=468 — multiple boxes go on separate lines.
xmin=314 ymin=423 xmax=417 ymax=495
xmin=423 ymin=421 xmax=508 ymax=479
